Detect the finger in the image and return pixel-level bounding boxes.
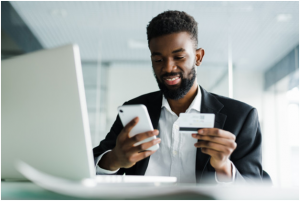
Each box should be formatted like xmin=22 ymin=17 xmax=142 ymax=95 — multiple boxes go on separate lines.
xmin=197 ymin=128 xmax=236 ymax=140
xmin=195 ymin=141 xmax=235 ymax=155
xmin=129 ymin=150 xmax=157 ymax=163
xmin=201 ymin=148 xmax=225 ymax=161
xmin=127 ymin=138 xmax=161 ymax=155
xmin=192 ymin=134 xmax=237 ymax=147
xmin=127 ymin=130 xmax=159 ymax=147
xmin=122 ymin=130 xmax=159 ymax=150
xmin=119 ymin=117 xmax=139 ymax=140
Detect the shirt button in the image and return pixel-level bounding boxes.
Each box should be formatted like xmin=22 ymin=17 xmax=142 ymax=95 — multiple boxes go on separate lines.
xmin=174 ymin=125 xmax=179 ymax=130
xmin=173 ymin=150 xmax=177 ymax=156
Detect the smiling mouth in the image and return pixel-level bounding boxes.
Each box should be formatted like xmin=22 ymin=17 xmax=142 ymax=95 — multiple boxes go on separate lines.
xmin=163 ymin=75 xmax=181 ymax=86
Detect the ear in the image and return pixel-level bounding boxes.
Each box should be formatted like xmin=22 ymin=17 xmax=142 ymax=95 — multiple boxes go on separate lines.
xmin=195 ymin=48 xmax=205 ymax=66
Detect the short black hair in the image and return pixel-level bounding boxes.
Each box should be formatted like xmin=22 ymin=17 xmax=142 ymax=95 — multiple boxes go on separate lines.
xmin=146 ymin=10 xmax=198 ymax=48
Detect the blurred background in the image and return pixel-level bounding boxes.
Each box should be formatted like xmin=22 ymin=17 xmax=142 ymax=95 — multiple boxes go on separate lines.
xmin=2 ymin=1 xmax=299 ymax=188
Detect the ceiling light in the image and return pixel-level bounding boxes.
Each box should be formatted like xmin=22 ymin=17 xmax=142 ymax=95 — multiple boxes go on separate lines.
xmin=276 ymin=14 xmax=292 ymax=22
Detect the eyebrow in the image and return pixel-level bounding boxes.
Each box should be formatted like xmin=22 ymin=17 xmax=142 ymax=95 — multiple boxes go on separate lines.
xmin=151 ymin=48 xmax=186 ymax=57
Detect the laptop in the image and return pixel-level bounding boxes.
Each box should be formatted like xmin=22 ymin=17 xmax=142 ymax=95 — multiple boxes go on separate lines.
xmin=1 ymin=44 xmax=176 ymax=184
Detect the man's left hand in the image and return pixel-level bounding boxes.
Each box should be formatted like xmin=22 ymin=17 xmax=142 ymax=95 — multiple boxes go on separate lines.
xmin=192 ymin=128 xmax=237 ymax=178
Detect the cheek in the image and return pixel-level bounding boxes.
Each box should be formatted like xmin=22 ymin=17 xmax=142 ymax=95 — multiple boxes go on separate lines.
xmin=152 ymin=66 xmax=160 ymax=78
xmin=152 ymin=62 xmax=164 ymax=72
xmin=181 ymin=56 xmax=194 ymax=69
xmin=184 ymin=51 xmax=196 ymax=66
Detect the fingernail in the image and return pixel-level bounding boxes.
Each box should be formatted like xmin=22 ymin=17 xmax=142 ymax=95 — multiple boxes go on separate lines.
xmin=199 ymin=130 xmax=203 ymax=134
xmin=155 ymin=138 xmax=161 ymax=143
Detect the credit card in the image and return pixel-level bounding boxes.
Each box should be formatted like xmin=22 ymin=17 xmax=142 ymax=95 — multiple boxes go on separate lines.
xmin=179 ymin=113 xmax=215 ymax=134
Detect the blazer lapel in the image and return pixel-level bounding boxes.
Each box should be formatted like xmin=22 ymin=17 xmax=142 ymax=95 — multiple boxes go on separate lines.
xmin=146 ymin=91 xmax=163 ymax=131
xmin=132 ymin=91 xmax=162 ymax=175
xmin=196 ymin=86 xmax=227 ymax=183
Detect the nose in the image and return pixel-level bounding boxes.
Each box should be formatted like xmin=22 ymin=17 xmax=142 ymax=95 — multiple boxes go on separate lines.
xmin=162 ymin=58 xmax=177 ymax=73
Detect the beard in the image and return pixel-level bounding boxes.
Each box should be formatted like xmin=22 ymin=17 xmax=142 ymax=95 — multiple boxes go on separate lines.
xmin=154 ymin=66 xmax=197 ymax=100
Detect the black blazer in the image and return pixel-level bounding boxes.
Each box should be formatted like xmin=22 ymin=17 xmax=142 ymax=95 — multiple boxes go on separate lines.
xmin=93 ymin=86 xmax=263 ymax=184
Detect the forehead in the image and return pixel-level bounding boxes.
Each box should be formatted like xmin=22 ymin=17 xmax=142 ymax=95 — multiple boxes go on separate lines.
xmin=149 ymin=32 xmax=194 ymax=54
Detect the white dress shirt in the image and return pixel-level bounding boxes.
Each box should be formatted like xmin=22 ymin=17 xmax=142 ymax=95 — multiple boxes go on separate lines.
xmin=96 ymin=85 xmax=236 ymax=184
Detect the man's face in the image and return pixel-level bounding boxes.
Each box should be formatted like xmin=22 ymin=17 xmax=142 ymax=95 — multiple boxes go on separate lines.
xmin=149 ymin=32 xmax=201 ymax=100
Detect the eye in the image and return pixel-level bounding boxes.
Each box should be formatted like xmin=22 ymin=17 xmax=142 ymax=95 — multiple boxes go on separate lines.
xmin=155 ymin=59 xmax=162 ymax=62
xmin=175 ymin=57 xmax=184 ymax=60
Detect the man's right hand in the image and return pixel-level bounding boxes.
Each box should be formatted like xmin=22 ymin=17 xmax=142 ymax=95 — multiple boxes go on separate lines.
xmin=98 ymin=117 xmax=161 ymax=171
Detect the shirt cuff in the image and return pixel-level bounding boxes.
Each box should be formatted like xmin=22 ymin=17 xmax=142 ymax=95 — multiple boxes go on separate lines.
xmin=96 ymin=150 xmax=120 ymax=174
xmin=215 ymin=161 xmax=236 ymax=184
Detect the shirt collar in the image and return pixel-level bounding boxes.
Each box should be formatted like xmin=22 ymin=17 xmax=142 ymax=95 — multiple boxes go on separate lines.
xmin=161 ymin=84 xmax=202 ymax=113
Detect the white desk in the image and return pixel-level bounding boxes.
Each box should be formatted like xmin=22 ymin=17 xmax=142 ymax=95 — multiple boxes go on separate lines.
xmin=2 ymin=181 xmax=298 ymax=200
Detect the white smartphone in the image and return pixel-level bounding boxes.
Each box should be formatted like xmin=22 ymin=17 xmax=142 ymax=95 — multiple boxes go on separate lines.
xmin=117 ymin=104 xmax=159 ymax=151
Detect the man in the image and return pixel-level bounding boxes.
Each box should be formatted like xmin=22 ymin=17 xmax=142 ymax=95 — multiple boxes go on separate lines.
xmin=93 ymin=10 xmax=262 ymax=184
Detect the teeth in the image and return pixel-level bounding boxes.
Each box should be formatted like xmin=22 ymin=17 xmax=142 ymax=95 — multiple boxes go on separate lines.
xmin=166 ymin=77 xmax=179 ymax=81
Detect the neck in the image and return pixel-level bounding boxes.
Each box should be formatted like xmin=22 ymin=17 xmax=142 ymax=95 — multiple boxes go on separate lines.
xmin=167 ymin=81 xmax=198 ymax=116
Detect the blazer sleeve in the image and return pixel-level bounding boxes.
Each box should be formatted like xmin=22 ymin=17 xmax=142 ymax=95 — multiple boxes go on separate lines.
xmin=231 ymin=108 xmax=263 ymax=184
xmin=92 ymin=110 xmax=125 ymax=175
